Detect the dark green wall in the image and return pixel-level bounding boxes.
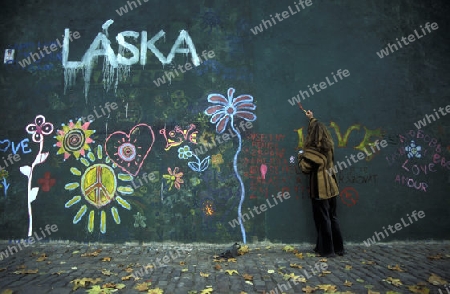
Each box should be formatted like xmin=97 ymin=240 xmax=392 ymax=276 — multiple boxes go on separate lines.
xmin=0 ymin=0 xmax=449 ymax=244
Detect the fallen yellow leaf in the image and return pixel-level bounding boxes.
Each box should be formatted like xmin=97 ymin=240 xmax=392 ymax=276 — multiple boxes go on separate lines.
xmin=101 ymin=256 xmax=111 ymax=262
xmin=148 ymin=288 xmax=164 ymax=294
xmin=1 ymin=290 xmax=13 ymax=294
xmin=383 ymin=277 xmax=403 ymax=287
xmin=387 ymin=264 xmax=405 ymax=272
xmin=70 ymin=277 xmax=102 ymax=291
xmin=344 ymin=280 xmax=353 ymax=287
xmin=36 ymin=253 xmax=47 ymax=262
xmin=81 ymin=249 xmax=102 ymax=257
xmin=267 ymin=269 xmax=275 ymax=274
xmin=302 ymin=285 xmax=317 ymax=293
xmin=428 ymin=273 xmax=447 ymax=285
xmin=290 ymin=263 xmax=303 ymax=269
xmin=345 ymin=265 xmax=352 ymax=270
xmin=200 ymin=272 xmax=210 ymax=277
xmin=13 ymin=269 xmax=39 ymax=274
xmin=200 ymin=288 xmax=213 ymax=294
xmin=317 ymin=284 xmax=337 ymax=292
xmin=295 ymin=253 xmax=304 ymax=259
xmin=238 ymin=245 xmax=250 ymax=255
xmin=282 ymin=245 xmax=295 ymax=252
xmin=242 ymin=273 xmax=253 ymax=281
xmin=101 ymin=269 xmax=111 ymax=276
xmin=121 ymin=275 xmax=135 ymax=281
xmin=134 ymin=282 xmax=150 ymax=291
xmin=225 ymin=269 xmax=239 ymax=275
xmin=407 ymin=284 xmax=430 ymax=294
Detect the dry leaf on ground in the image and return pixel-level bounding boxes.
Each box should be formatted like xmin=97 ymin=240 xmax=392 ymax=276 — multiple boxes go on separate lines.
xmin=200 ymin=272 xmax=210 ymax=277
xmin=101 ymin=256 xmax=112 ymax=262
xmin=383 ymin=277 xmax=403 ymax=287
xmin=407 ymin=284 xmax=430 ymax=294
xmin=362 ymin=260 xmax=376 ymax=265
xmin=428 ymin=273 xmax=447 ymax=285
xmin=427 ymin=253 xmax=444 ymax=260
xmin=70 ymin=277 xmax=102 ymax=291
xmin=345 ymin=265 xmax=352 ymax=270
xmin=200 ymin=288 xmax=213 ymax=294
xmin=238 ymin=245 xmax=249 ymax=255
xmin=121 ymin=275 xmax=136 ymax=281
xmin=225 ymin=269 xmax=239 ymax=275
xmin=242 ymin=273 xmax=253 ymax=281
xmin=101 ymin=269 xmax=112 ymax=276
xmin=295 ymin=253 xmax=304 ymax=259
xmin=368 ymin=290 xmax=380 ymax=294
xmin=282 ymin=245 xmax=295 ymax=252
xmin=81 ymin=249 xmax=102 ymax=257
xmin=302 ymin=285 xmax=317 ymax=293
xmin=134 ymin=282 xmax=150 ymax=291
xmin=214 ymin=264 xmax=221 ymax=270
xmin=290 ymin=263 xmax=303 ymax=269
xmin=12 ymin=269 xmax=38 ymax=274
xmin=147 ymin=287 xmax=164 ymax=294
xmin=387 ymin=264 xmax=405 ymax=272
xmin=317 ymin=284 xmax=337 ymax=292
xmin=36 ymin=253 xmax=47 ymax=262
xmin=344 ymin=280 xmax=353 ymax=287
xmin=1 ymin=290 xmax=13 ymax=294
xmin=86 ymin=285 xmax=116 ymax=294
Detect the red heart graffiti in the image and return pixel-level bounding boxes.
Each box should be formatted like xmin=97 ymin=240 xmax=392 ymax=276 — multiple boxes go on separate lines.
xmin=104 ymin=124 xmax=155 ymax=176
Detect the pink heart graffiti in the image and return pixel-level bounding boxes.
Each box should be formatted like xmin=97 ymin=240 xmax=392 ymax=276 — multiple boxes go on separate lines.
xmin=104 ymin=124 xmax=155 ymax=176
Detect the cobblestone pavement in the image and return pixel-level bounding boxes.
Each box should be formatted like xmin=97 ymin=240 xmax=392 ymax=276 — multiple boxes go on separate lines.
xmin=0 ymin=241 xmax=448 ymax=294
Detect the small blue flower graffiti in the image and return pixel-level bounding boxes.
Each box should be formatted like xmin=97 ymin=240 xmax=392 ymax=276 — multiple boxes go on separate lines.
xmin=178 ymin=145 xmax=193 ymax=160
xmin=405 ymin=140 xmax=422 ymax=158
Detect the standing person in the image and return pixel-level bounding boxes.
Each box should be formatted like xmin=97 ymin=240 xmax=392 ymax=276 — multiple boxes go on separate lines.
xmin=298 ymin=110 xmax=344 ymax=257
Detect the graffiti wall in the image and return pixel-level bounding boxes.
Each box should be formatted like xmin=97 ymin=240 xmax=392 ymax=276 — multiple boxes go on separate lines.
xmin=0 ymin=0 xmax=449 ymax=244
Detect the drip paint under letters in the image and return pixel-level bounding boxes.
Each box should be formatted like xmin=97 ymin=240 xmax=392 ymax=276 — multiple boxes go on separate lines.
xmin=62 ymin=19 xmax=200 ymax=102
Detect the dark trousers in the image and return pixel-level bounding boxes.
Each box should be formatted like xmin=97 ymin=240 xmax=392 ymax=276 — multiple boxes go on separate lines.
xmin=312 ymin=196 xmax=344 ymax=256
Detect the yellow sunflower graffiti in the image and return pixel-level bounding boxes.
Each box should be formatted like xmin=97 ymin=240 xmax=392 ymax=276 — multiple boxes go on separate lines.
xmin=55 ymin=119 xmax=95 ymax=160
xmin=64 ymin=145 xmax=134 ymax=233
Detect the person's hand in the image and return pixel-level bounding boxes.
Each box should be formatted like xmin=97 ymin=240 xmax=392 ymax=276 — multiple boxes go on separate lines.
xmin=305 ymin=110 xmax=313 ymax=119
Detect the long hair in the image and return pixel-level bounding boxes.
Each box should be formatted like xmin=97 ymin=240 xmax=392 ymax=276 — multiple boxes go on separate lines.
xmin=304 ymin=119 xmax=334 ymax=154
